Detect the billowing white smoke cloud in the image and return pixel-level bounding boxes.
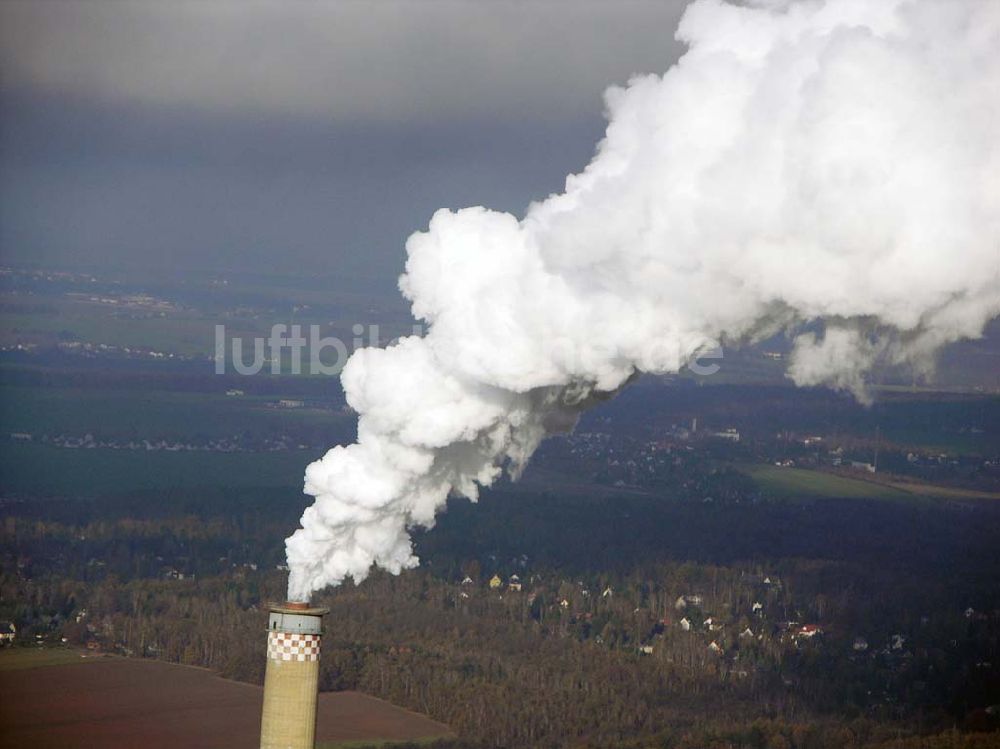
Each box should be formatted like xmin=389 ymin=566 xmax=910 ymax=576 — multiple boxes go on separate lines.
xmin=286 ymin=0 xmax=1000 ymax=601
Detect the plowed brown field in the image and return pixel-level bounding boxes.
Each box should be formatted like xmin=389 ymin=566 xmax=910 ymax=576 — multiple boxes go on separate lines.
xmin=0 ymin=651 xmax=451 ymax=748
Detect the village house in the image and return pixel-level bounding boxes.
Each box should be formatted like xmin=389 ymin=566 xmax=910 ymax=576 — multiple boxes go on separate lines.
xmin=674 ymin=594 xmax=703 ymax=610
xmin=0 ymin=621 xmax=15 ymax=645
xmin=489 ymin=574 xmax=503 ymax=589
xmin=508 ymin=575 xmax=522 ymax=592
xmin=679 ymin=617 xmax=691 ymax=631
xmin=712 ymin=428 xmax=741 ymax=442
xmin=796 ymin=624 xmax=823 ymax=640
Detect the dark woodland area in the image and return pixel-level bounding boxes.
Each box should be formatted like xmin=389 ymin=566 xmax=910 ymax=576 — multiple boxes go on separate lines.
xmin=5 ymin=489 xmax=1000 ymax=747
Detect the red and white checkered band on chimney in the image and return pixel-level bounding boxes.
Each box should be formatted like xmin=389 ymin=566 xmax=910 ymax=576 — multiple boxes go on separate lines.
xmin=266 ymin=631 xmax=320 ymax=662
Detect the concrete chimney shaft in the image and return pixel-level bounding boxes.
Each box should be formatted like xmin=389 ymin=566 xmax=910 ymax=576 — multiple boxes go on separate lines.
xmin=259 ymin=602 xmax=329 ymax=749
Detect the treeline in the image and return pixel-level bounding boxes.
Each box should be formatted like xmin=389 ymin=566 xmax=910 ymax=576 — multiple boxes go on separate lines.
xmin=337 ymin=728 xmax=1000 ymax=749
xmin=4 ymin=549 xmax=999 ymax=747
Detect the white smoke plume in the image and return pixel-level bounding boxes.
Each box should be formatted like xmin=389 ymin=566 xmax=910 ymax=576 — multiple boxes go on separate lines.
xmin=286 ymin=0 xmax=1000 ymax=601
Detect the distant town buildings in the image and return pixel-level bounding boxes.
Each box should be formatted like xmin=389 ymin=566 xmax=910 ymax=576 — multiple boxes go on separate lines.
xmin=711 ymin=428 xmax=741 ymax=442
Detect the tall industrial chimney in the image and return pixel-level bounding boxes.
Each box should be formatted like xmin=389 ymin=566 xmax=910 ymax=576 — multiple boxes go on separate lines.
xmin=259 ymin=601 xmax=329 ymax=749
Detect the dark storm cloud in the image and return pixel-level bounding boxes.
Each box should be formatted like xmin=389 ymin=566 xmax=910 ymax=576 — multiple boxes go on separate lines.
xmin=0 ymin=0 xmax=691 ymax=277
xmin=0 ymin=88 xmax=613 ymax=276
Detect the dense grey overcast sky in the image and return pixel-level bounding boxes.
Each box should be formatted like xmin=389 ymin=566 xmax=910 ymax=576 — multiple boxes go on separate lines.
xmin=0 ymin=0 xmax=691 ymax=285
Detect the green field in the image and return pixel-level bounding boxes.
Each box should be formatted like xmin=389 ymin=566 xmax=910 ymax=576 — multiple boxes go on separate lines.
xmin=0 ymin=382 xmax=354 ymax=496
xmin=0 ymin=441 xmax=322 ymax=496
xmin=0 ymin=380 xmax=357 ymax=497
xmin=0 ymin=383 xmax=355 ymax=439
xmin=0 ymin=384 xmax=349 ymax=439
xmin=741 ymin=464 xmax=911 ymax=500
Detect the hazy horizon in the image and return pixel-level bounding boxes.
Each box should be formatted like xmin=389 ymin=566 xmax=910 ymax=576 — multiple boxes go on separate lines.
xmin=0 ymin=0 xmax=690 ymax=284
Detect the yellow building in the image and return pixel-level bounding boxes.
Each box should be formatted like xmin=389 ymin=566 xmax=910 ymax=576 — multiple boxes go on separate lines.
xmin=488 ymin=574 xmax=502 ymax=589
